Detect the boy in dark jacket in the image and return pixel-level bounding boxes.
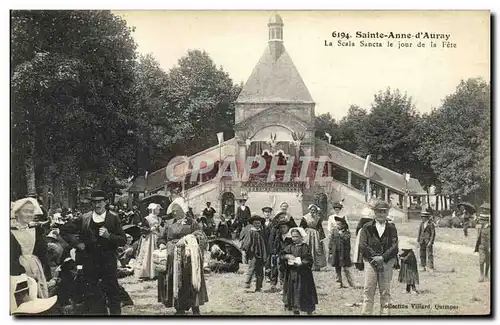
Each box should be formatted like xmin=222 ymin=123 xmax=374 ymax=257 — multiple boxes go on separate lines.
xmin=328 ymin=216 xmax=355 ymax=288
xmin=241 ymin=215 xmax=268 ymax=292
xmin=417 ymin=211 xmax=435 ymax=272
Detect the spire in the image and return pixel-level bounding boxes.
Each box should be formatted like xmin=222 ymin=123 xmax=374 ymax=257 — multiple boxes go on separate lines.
xmin=268 ymin=12 xmax=284 ymax=61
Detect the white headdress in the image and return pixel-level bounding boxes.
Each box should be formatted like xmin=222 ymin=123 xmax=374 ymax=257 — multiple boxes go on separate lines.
xmin=10 ymin=198 xmax=43 ymax=220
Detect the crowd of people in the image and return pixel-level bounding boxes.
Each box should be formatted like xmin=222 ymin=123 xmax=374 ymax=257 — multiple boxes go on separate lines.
xmin=10 ymin=190 xmax=491 ymax=316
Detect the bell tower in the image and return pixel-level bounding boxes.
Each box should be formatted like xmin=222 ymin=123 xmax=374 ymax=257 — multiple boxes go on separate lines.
xmin=268 ymin=12 xmax=284 ymax=61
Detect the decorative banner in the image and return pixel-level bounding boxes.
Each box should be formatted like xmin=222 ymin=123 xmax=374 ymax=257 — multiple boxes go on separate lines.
xmin=217 ymin=132 xmax=224 ymax=145
xmin=363 ymin=155 xmax=371 ymax=174
xmin=325 ymin=132 xmax=332 ymax=144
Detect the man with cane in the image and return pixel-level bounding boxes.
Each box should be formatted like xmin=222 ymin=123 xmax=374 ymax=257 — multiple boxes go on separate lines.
xmin=359 ymin=200 xmax=399 ymax=315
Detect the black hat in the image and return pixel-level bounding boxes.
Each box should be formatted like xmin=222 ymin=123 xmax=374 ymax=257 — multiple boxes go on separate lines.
xmin=371 ymin=200 xmax=390 ymax=211
xmin=277 ymin=219 xmax=293 ymax=228
xmin=90 ymin=190 xmax=107 ymax=201
xmin=334 ymin=216 xmax=347 ymax=223
xmin=332 ymin=201 xmax=343 ymax=209
xmin=249 ymin=215 xmax=265 ymax=224
xmin=420 ymin=211 xmax=431 ymax=218
xmin=262 ymin=206 xmax=273 ymax=212
xmin=480 ymin=203 xmax=490 ymax=211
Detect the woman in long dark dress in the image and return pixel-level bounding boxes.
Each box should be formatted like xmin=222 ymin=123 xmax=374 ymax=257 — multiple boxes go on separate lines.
xmin=299 ymin=204 xmax=326 ymax=271
xmin=157 ymin=198 xmax=208 ymax=315
xmin=398 ymin=249 xmax=419 ymax=294
xmin=10 ymin=198 xmax=51 ymax=298
xmin=281 ymin=227 xmax=318 ymax=315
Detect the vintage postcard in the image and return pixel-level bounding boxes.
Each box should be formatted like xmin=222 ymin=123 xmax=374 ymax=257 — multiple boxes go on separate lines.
xmin=10 ymin=10 xmax=490 ymax=316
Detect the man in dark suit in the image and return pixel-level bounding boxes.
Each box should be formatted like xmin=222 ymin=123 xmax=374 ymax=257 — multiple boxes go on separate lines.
xmin=417 ymin=211 xmax=435 ymax=272
xmin=61 ymin=190 xmax=127 ymax=315
xmin=235 ymin=198 xmax=251 ymax=239
xmin=359 ymin=200 xmax=398 ymax=315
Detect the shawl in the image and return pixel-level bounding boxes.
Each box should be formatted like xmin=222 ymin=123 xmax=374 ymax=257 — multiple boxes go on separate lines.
xmin=173 ymin=234 xmax=201 ymax=299
xmin=302 ymin=213 xmax=320 ymax=228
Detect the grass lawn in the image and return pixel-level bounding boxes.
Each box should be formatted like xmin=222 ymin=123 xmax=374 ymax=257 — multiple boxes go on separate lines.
xmin=121 ymin=219 xmax=490 ymax=316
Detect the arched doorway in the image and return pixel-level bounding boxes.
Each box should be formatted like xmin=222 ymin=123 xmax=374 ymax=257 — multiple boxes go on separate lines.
xmin=221 ymin=192 xmax=235 ymax=219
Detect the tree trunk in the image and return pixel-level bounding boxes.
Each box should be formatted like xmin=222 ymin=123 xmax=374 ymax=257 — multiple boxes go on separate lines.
xmin=53 ymin=176 xmax=62 ymax=208
xmin=25 ymin=144 xmax=36 ymax=195
xmin=444 ymin=195 xmax=448 ymax=210
xmin=426 ymin=187 xmax=431 ymax=209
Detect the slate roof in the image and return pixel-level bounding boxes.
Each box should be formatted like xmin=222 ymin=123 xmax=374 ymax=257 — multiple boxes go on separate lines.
xmin=315 ymin=138 xmax=426 ymax=195
xmin=236 ymin=45 xmax=314 ymax=104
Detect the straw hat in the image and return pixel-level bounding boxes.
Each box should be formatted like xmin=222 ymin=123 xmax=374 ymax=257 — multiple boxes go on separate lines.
xmin=10 ymin=274 xmax=57 ymax=314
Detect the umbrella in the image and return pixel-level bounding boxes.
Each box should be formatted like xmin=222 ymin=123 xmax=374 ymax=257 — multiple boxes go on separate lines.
xmin=140 ymin=194 xmax=171 ymax=218
xmin=208 ymin=238 xmax=243 ymax=262
xmin=122 ymin=224 xmax=141 ymax=242
xmin=457 ymin=202 xmax=476 ymax=213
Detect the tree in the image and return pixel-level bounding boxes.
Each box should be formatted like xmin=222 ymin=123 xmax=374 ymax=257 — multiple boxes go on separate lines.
xmin=131 ymin=54 xmax=170 ymax=173
xmin=336 ymin=105 xmax=367 ymax=154
xmin=314 ymin=112 xmax=339 ymax=142
xmin=423 ymin=78 xmax=490 ymax=203
xmin=11 ymin=10 xmax=138 ymax=202
xmin=161 ymin=50 xmax=242 ymax=159
xmin=358 ymin=88 xmax=420 ymax=175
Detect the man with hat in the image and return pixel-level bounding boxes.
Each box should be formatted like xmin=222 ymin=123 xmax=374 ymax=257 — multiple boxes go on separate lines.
xmin=241 ymin=215 xmax=267 ymax=292
xmin=417 ymin=210 xmax=436 ymax=272
xmin=202 ymin=202 xmax=217 ymax=236
xmin=235 ymin=197 xmax=251 ymax=239
xmin=327 ymin=201 xmax=345 ymax=237
xmin=261 ymin=206 xmax=274 ymax=280
xmin=359 ymin=200 xmax=399 ymax=315
xmin=474 ymin=203 xmax=491 ymax=282
xmin=60 ymin=189 xmax=127 ymax=315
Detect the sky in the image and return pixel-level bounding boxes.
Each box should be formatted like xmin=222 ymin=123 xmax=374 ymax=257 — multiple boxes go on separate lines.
xmin=115 ymin=10 xmax=490 ymax=119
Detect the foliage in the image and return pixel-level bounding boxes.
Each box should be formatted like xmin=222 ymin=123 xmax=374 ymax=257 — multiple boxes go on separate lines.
xmin=422 ymin=78 xmax=490 ymax=201
xmin=160 ymin=50 xmax=242 ymax=160
xmin=11 ymin=10 xmax=138 ymax=198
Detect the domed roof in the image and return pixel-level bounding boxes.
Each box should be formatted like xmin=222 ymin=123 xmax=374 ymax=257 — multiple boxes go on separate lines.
xmin=268 ymin=12 xmax=283 ymax=25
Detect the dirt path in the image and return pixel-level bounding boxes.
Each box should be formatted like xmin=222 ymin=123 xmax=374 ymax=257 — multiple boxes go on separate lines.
xmin=398 ymin=235 xmax=475 ymax=255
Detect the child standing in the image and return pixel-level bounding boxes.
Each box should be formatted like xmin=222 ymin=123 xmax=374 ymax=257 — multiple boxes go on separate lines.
xmin=398 ymin=248 xmax=419 ymax=294
xmin=241 ymin=215 xmax=268 ymax=292
xmin=328 ymin=216 xmax=356 ymax=288
xmin=281 ymin=227 xmax=318 ymax=315
xmin=417 ymin=211 xmax=435 ymax=272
